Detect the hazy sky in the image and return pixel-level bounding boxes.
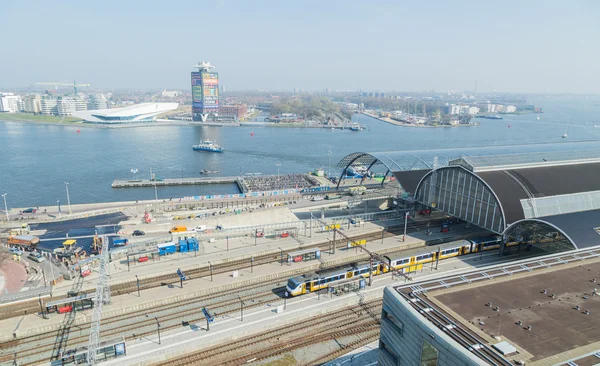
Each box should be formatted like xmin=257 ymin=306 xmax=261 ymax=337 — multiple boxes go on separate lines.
xmin=1 ymin=0 xmax=599 ymax=93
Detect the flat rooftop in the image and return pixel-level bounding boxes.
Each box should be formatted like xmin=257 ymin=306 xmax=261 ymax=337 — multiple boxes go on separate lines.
xmin=415 ymin=258 xmax=600 ymax=365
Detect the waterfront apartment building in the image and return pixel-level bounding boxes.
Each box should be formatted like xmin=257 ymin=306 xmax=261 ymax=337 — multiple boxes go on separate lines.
xmin=0 ymin=93 xmax=22 ymax=113
xmin=56 ymin=96 xmax=87 ymax=116
xmin=191 ymin=61 xmax=219 ymax=122
xmin=40 ymin=96 xmax=58 ymax=115
xmin=23 ymin=94 xmax=42 ymax=113
xmin=87 ymin=93 xmax=108 ymax=110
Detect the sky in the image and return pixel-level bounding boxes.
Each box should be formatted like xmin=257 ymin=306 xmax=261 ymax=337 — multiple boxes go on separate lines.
xmin=1 ymin=0 xmax=599 ymax=93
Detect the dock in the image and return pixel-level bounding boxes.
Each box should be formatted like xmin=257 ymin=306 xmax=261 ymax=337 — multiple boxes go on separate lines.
xmin=111 ymin=177 xmax=242 ymax=189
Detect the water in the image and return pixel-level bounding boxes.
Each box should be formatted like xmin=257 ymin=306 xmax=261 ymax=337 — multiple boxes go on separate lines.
xmin=1 ymin=95 xmax=600 ymax=208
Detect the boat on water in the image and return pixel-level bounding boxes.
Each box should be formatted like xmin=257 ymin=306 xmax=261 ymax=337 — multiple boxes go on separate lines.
xmin=346 ymin=164 xmax=371 ymax=178
xmin=193 ymin=140 xmax=223 ymax=153
xmin=475 ymin=115 xmax=503 ymax=120
xmin=200 ymin=169 xmax=220 ymax=175
xmin=350 ymin=123 xmax=363 ymax=131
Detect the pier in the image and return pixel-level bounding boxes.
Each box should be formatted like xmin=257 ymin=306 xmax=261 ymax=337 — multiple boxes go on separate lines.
xmin=111 ymin=177 xmax=242 ymax=189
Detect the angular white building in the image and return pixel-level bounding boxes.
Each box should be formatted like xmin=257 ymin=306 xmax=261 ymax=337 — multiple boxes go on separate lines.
xmin=72 ymin=102 xmax=179 ymax=124
xmin=0 ymin=93 xmax=22 ymax=113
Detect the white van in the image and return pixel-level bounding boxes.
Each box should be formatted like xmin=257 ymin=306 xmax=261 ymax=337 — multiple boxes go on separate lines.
xmin=195 ymin=225 xmax=207 ymax=232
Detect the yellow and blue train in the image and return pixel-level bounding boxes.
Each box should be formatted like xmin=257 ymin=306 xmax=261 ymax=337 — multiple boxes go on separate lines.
xmin=286 ymin=236 xmax=513 ymax=296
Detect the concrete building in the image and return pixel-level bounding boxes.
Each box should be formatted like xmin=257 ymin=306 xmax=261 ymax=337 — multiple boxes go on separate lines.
xmin=23 ymin=94 xmax=42 ymax=113
xmin=87 ymin=93 xmax=108 ymax=110
xmin=191 ymin=61 xmax=219 ymax=122
xmin=57 ymin=96 xmax=87 ymax=116
xmin=0 ymin=93 xmax=21 ymax=113
xmin=219 ymin=104 xmax=247 ymax=120
xmin=72 ymin=102 xmax=178 ymax=124
xmin=379 ymin=287 xmax=483 ymax=366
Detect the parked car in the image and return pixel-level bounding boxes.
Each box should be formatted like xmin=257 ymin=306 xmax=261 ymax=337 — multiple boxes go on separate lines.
xmin=28 ymin=252 xmax=45 ymax=263
xmin=440 ymin=224 xmax=450 ymax=233
xmin=9 ymin=247 xmax=23 ymax=256
xmin=418 ymin=209 xmax=431 ymax=216
xmin=21 ymin=208 xmax=36 ymax=214
xmin=132 ymin=230 xmax=145 ymax=236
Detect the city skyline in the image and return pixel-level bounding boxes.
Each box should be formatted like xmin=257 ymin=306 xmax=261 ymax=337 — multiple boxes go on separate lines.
xmin=1 ymin=0 xmax=599 ymax=93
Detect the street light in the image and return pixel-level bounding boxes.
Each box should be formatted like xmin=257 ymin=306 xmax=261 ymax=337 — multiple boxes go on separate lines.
xmin=64 ymin=182 xmax=72 ymax=214
xmin=154 ymin=317 xmax=161 ymax=344
xmin=278 ymin=247 xmax=283 ymax=266
xmin=208 ymin=261 xmax=213 ymax=282
xmin=238 ymin=295 xmax=245 ymax=321
xmin=1 ymin=193 xmax=8 ymax=222
xmin=403 ymin=211 xmax=409 ymax=242
xmin=135 ymin=275 xmax=140 ymax=297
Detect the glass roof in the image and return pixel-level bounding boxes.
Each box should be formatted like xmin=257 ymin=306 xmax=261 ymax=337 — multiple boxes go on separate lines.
xmin=337 ymin=140 xmax=600 ymax=173
xmin=456 ymin=148 xmax=600 ymax=172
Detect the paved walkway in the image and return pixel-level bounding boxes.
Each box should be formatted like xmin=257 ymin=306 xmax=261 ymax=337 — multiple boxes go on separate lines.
xmin=0 ymin=261 xmax=27 ymax=294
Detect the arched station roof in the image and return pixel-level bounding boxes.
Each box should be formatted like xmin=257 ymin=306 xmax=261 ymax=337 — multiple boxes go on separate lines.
xmin=336 ymin=140 xmax=600 ymax=192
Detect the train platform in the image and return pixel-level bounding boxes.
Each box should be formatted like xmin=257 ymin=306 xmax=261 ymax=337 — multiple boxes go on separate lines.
xmin=0 ymin=224 xmax=425 ymax=342
xmin=53 ymin=221 xmax=399 ymax=295
xmin=96 ymin=243 xmax=524 ymax=365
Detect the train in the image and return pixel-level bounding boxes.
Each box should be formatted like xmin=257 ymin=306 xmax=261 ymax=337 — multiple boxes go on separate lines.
xmin=286 ymin=236 xmax=513 ymax=296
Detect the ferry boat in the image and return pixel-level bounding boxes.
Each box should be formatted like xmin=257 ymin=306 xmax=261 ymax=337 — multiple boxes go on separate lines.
xmin=350 ymin=123 xmax=363 ymax=131
xmin=475 ymin=115 xmax=503 ymax=120
xmin=193 ymin=140 xmax=223 ymax=153
xmin=200 ymin=169 xmax=220 ymax=175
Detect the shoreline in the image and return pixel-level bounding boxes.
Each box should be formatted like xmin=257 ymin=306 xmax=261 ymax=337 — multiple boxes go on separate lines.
xmin=0 ymin=117 xmax=352 ymax=130
xmin=360 ymin=112 xmax=478 ymax=128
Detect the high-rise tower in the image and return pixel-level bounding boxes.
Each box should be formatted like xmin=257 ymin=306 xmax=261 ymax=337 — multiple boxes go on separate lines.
xmin=191 ymin=61 xmax=219 ymax=122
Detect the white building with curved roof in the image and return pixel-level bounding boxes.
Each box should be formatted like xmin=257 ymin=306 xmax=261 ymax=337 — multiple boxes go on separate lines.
xmin=72 ymin=102 xmax=178 ymax=124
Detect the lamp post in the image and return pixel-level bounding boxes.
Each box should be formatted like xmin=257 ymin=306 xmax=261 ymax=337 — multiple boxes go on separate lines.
xmin=208 ymin=261 xmax=213 ymax=282
xmin=154 ymin=183 xmax=158 ymax=201
xmin=278 ymin=247 xmax=283 ymax=266
xmin=250 ymin=256 xmax=254 ymax=273
xmin=135 ymin=275 xmax=140 ymax=297
xmin=238 ymin=295 xmax=245 ymax=321
xmin=42 ymin=268 xmax=47 ymax=288
xmin=155 ymin=317 xmax=161 ymax=345
xmin=403 ymin=211 xmax=409 ymax=242
xmin=226 ymin=236 xmax=229 ymax=251
xmin=1 ymin=193 xmax=8 ymax=221
xmin=64 ymin=182 xmax=72 ymax=214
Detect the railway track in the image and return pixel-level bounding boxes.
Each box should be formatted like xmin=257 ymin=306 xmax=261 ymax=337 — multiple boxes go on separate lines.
xmin=0 ymin=279 xmax=291 ymax=365
xmin=151 ymin=299 xmax=383 ymax=366
xmin=0 ymin=218 xmax=451 ymax=323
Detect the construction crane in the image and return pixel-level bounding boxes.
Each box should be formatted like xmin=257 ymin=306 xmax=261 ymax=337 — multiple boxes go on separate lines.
xmin=36 ymin=80 xmax=90 ymax=95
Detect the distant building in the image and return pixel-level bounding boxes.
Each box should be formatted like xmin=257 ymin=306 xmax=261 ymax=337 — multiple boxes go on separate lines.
xmin=72 ymin=103 xmax=179 ymax=124
xmin=191 ymin=61 xmax=219 ymax=122
xmin=219 ymin=104 xmax=247 ymax=120
xmin=161 ymin=90 xmax=180 ymax=98
xmin=505 ymin=105 xmax=517 ymax=113
xmin=0 ymin=93 xmax=21 ymax=113
xmin=87 ymin=93 xmax=108 ymax=110
xmin=467 ymin=106 xmax=479 ymax=115
xmin=23 ymin=94 xmax=42 ymax=113
xmin=57 ymin=96 xmax=87 ymax=116
xmin=40 ymin=96 xmax=58 ymax=115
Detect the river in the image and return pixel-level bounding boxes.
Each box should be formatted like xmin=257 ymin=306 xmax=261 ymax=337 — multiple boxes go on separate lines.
xmin=1 ymin=95 xmax=600 ymax=207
